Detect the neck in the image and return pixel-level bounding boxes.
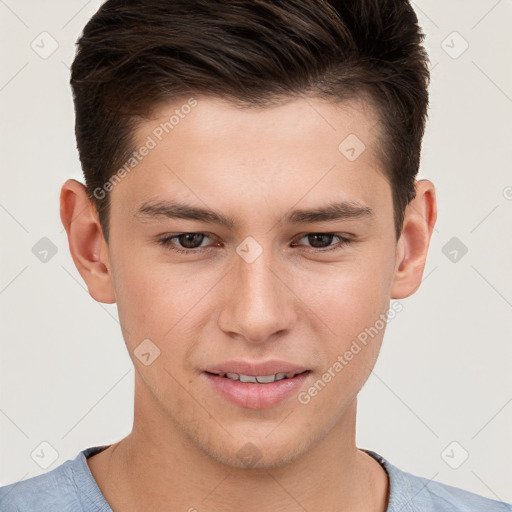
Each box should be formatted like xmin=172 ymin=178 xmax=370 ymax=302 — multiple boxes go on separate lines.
xmin=87 ymin=387 xmax=389 ymax=511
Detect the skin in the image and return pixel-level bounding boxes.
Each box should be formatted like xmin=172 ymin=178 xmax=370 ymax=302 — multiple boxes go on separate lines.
xmin=60 ymin=95 xmax=436 ymax=511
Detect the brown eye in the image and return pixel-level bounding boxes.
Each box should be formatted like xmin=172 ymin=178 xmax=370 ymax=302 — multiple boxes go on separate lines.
xmin=294 ymin=233 xmax=352 ymax=252
xmin=175 ymin=233 xmax=206 ymax=249
xmin=306 ymin=233 xmax=335 ymax=248
xmin=158 ymin=233 xmax=213 ymax=254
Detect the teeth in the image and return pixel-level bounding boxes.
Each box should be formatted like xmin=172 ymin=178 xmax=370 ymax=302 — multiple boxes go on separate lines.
xmin=239 ymin=374 xmax=258 ymax=383
xmin=255 ymin=375 xmax=276 ymax=383
xmin=218 ymin=371 xmax=303 ymax=383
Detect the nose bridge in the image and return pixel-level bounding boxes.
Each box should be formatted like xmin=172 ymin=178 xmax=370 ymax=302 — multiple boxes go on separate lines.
xmin=219 ymin=240 xmax=295 ymax=342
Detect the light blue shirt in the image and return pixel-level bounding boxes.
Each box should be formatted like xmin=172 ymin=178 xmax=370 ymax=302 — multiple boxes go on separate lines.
xmin=1 ymin=445 xmax=510 ymax=511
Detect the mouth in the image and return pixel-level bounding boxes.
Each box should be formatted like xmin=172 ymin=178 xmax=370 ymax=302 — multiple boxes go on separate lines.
xmin=205 ymin=370 xmax=310 ymax=384
xmin=203 ymin=369 xmax=312 ymax=409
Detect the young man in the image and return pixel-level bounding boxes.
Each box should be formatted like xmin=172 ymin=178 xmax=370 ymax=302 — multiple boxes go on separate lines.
xmin=0 ymin=0 xmax=510 ymax=511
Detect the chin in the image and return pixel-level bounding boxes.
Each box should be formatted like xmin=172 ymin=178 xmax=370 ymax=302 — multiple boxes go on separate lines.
xmin=202 ymin=434 xmax=309 ymax=471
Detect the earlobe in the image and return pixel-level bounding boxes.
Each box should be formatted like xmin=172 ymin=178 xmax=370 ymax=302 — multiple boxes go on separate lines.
xmin=391 ymin=179 xmax=437 ymax=299
xmin=60 ymin=179 xmax=116 ymax=304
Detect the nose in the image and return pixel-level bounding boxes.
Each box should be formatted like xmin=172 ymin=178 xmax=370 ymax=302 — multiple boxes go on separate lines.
xmin=217 ymin=245 xmax=297 ymax=344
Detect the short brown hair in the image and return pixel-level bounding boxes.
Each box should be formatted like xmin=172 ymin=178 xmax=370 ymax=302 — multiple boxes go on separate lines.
xmin=70 ymin=0 xmax=430 ymax=242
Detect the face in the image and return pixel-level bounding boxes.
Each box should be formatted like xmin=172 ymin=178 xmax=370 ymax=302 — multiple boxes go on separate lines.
xmin=106 ymin=95 xmax=401 ymax=469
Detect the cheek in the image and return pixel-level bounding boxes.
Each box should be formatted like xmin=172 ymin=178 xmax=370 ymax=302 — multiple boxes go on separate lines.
xmin=297 ymin=284 xmax=389 ymax=419
xmin=111 ymin=254 xmax=218 ymax=351
xmin=300 ymin=248 xmax=395 ymax=390
xmin=306 ymin=250 xmax=395 ymax=341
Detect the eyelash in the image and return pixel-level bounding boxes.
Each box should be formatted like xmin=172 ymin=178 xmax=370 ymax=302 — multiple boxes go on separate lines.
xmin=157 ymin=232 xmax=353 ymax=255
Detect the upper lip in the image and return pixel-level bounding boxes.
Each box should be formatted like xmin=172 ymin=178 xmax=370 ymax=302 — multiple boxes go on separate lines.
xmin=204 ymin=360 xmax=310 ymax=376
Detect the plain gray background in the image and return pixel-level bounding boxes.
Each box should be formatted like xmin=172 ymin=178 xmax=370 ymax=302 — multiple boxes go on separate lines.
xmin=1 ymin=0 xmax=511 ymax=503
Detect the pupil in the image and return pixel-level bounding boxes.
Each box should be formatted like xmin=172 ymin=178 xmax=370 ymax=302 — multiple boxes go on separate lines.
xmin=309 ymin=234 xmax=333 ymax=248
xmin=180 ymin=233 xmax=203 ymax=248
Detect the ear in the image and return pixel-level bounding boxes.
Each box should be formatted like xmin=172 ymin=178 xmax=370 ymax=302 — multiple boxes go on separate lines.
xmin=391 ymin=179 xmax=437 ymax=299
xmin=59 ymin=179 xmax=116 ymax=304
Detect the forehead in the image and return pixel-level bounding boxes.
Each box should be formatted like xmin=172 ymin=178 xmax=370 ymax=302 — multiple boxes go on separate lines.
xmin=140 ymin=94 xmax=382 ymax=159
xmin=111 ymin=95 xmax=391 ymax=225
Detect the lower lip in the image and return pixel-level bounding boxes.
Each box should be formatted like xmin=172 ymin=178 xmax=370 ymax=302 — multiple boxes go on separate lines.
xmin=204 ymin=371 xmax=311 ymax=409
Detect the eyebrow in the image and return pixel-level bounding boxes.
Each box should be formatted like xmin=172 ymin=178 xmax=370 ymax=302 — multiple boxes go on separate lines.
xmin=134 ymin=199 xmax=374 ymax=228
